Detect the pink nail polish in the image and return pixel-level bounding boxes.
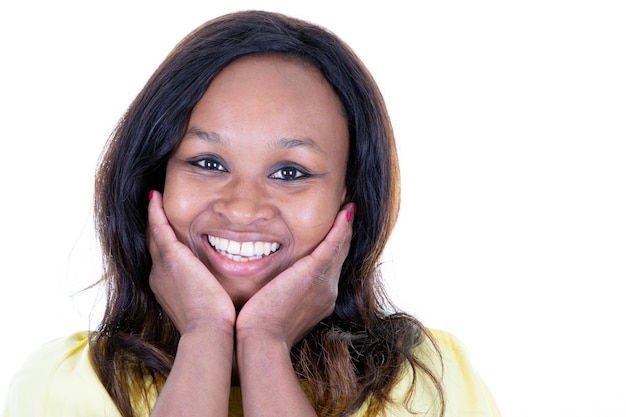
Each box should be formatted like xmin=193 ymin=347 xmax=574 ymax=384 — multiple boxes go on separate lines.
xmin=346 ymin=205 xmax=354 ymax=222
xmin=148 ymin=190 xmax=154 ymax=201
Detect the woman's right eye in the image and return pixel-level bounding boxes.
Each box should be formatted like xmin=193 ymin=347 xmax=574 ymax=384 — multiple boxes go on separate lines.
xmin=190 ymin=157 xmax=228 ymax=172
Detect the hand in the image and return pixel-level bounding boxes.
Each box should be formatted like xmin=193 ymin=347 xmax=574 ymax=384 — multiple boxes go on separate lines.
xmin=235 ymin=203 xmax=355 ymax=348
xmin=147 ymin=191 xmax=236 ymax=335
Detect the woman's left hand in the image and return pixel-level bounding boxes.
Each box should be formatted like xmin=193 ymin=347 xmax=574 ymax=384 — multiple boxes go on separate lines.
xmin=235 ymin=203 xmax=354 ymax=348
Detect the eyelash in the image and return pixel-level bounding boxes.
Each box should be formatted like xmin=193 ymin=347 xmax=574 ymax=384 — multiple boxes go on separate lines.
xmin=190 ymin=157 xmax=310 ymax=181
xmin=191 ymin=156 xmax=227 ymax=172
xmin=269 ymin=166 xmax=310 ymax=181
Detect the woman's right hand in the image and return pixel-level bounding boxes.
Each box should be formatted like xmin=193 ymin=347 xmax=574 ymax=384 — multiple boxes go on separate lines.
xmin=147 ymin=191 xmax=234 ymax=417
xmin=147 ymin=190 xmax=236 ymax=335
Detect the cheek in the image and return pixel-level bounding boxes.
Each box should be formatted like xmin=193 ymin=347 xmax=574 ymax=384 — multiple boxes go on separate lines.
xmin=162 ymin=178 xmax=197 ymax=239
xmin=286 ymin=189 xmax=343 ymax=254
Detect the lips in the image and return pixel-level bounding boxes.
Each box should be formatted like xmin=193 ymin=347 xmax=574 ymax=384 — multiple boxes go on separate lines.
xmin=207 ymin=235 xmax=281 ymax=262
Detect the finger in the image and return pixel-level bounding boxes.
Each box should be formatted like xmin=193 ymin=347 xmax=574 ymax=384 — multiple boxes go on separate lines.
xmin=316 ymin=202 xmax=354 ymax=268
xmin=147 ymin=190 xmax=182 ymax=257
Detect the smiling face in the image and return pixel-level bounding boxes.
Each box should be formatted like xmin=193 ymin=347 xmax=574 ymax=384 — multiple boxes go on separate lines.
xmin=162 ymin=55 xmax=349 ymax=308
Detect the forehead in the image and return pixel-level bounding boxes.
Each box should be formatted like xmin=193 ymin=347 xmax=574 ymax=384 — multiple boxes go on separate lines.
xmin=203 ymin=54 xmax=338 ymax=108
xmin=184 ymin=54 xmax=348 ymax=152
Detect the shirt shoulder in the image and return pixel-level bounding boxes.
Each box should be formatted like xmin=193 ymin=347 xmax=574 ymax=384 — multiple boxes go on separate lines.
xmin=377 ymin=329 xmax=502 ymax=417
xmin=2 ymin=332 xmax=121 ymax=417
xmin=420 ymin=329 xmax=502 ymax=417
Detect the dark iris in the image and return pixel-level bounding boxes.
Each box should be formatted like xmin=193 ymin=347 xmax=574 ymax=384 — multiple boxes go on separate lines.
xmin=205 ymin=160 xmax=222 ymax=170
xmin=281 ymin=167 xmax=299 ymax=180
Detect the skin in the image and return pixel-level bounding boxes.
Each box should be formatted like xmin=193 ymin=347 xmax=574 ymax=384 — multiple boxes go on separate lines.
xmin=147 ymin=55 xmax=355 ymax=416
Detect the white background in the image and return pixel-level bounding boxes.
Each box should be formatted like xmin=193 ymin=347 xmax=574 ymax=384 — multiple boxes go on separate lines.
xmin=1 ymin=1 xmax=625 ymax=416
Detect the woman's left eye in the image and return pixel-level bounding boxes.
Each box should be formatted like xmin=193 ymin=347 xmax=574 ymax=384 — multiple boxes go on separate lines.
xmin=269 ymin=166 xmax=308 ymax=181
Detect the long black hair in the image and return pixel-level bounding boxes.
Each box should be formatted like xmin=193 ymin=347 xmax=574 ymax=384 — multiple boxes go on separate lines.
xmin=92 ymin=10 xmax=443 ymax=417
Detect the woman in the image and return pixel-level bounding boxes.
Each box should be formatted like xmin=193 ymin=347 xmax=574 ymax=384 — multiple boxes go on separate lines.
xmin=3 ymin=10 xmax=500 ymax=417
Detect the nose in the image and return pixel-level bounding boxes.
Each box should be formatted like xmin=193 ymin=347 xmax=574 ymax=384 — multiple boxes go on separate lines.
xmin=212 ymin=177 xmax=275 ymax=225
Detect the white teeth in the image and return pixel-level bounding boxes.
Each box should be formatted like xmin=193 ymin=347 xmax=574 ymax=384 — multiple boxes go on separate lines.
xmin=214 ymin=237 xmax=229 ymax=252
xmin=254 ymin=241 xmax=265 ymax=255
xmin=241 ymin=242 xmax=254 ymax=257
xmin=207 ymin=235 xmax=280 ymax=262
xmin=227 ymin=240 xmax=241 ymax=255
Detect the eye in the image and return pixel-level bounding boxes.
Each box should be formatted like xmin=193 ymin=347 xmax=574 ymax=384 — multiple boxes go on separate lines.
xmin=269 ymin=166 xmax=309 ymax=181
xmin=190 ymin=156 xmax=228 ymax=172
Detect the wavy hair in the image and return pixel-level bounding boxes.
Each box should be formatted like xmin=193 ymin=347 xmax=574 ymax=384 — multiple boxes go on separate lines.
xmin=91 ymin=10 xmax=443 ymax=417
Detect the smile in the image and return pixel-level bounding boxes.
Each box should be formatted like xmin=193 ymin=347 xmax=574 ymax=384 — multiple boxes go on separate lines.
xmin=207 ymin=235 xmax=281 ymax=262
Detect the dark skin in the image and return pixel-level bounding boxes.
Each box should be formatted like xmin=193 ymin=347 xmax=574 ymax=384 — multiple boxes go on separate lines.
xmin=146 ymin=55 xmax=355 ymax=416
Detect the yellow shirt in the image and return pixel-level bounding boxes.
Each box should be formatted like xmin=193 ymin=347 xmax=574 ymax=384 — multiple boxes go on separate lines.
xmin=2 ymin=330 xmax=500 ymax=417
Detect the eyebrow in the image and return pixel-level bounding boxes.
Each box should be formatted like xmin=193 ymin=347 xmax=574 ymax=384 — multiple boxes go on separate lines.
xmin=272 ymin=137 xmax=324 ymax=154
xmin=186 ymin=127 xmax=226 ymax=144
xmin=185 ymin=127 xmax=325 ymax=154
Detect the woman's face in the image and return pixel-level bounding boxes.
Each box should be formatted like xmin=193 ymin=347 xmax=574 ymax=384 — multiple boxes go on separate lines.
xmin=163 ymin=55 xmax=349 ymax=308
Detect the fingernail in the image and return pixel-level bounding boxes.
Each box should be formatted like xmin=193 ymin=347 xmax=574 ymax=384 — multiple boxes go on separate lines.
xmin=346 ymin=204 xmax=355 ymax=222
xmin=148 ymin=190 xmax=154 ymax=201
